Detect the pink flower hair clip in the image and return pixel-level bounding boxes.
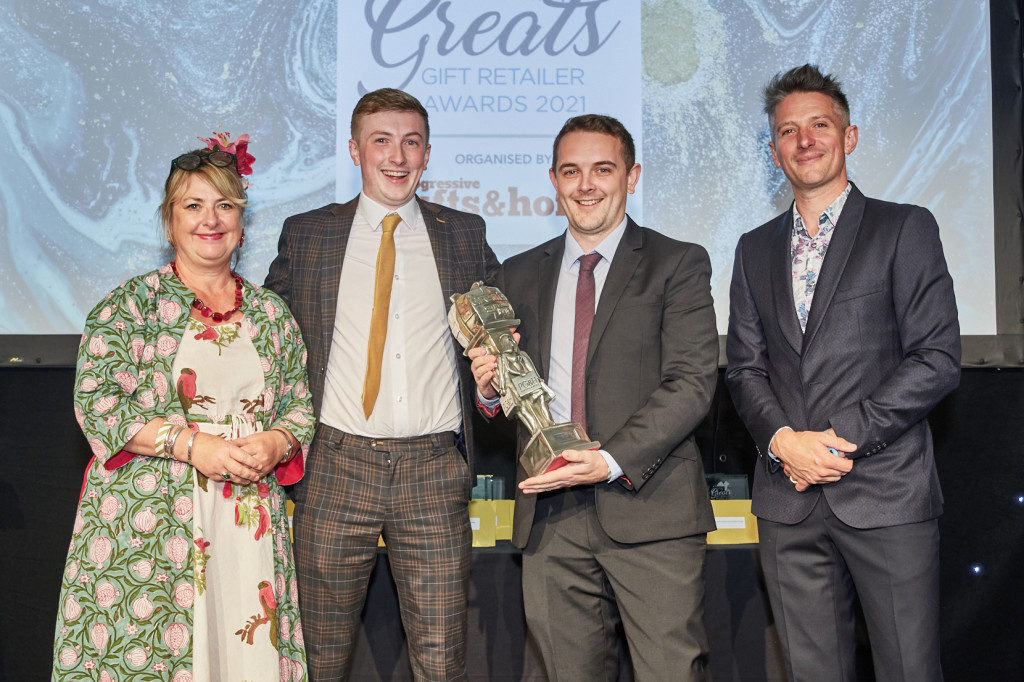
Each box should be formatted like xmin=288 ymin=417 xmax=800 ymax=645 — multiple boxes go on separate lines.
xmin=198 ymin=132 xmax=255 ymax=188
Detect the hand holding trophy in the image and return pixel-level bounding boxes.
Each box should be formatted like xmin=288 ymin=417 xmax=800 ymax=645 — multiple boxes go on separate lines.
xmin=448 ymin=282 xmax=599 ymax=477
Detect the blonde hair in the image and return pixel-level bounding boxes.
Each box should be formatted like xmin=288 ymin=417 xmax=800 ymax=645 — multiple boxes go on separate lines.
xmin=160 ymin=149 xmax=248 ymax=245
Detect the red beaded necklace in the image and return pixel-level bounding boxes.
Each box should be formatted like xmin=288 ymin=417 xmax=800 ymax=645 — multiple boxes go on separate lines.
xmin=170 ymin=260 xmax=244 ymax=322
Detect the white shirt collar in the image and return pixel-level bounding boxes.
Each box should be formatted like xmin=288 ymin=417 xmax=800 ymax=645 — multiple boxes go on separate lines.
xmin=562 ymin=214 xmax=629 ymax=268
xmin=357 ymin=193 xmax=422 ymax=232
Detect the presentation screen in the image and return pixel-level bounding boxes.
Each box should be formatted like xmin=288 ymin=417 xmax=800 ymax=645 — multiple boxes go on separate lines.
xmin=0 ymin=0 xmax=994 ymax=335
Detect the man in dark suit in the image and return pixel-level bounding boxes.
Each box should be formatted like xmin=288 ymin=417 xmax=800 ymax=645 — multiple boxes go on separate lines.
xmin=726 ymin=65 xmax=960 ymax=681
xmin=266 ymin=88 xmax=499 ymax=681
xmin=469 ymin=114 xmax=719 ymax=681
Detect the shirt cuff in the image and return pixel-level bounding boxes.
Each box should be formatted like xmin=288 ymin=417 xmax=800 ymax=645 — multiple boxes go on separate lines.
xmin=476 ymin=390 xmax=501 ymax=418
xmin=768 ymin=426 xmax=793 ymax=462
xmin=599 ymin=449 xmax=623 ymax=483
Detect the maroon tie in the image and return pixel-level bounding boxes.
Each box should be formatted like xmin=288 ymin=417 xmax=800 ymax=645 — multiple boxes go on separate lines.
xmin=572 ymin=252 xmax=601 ymax=430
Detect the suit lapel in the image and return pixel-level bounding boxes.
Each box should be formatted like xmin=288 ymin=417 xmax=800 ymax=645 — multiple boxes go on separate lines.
xmin=535 ymin=237 xmax=563 ymax=379
xmin=589 ymin=219 xmax=642 ymax=366
xmin=801 ymin=186 xmax=865 ymax=352
xmin=419 ymin=198 xmax=454 ymax=299
xmin=770 ymin=208 xmax=803 ymax=355
xmin=320 ymin=199 xmax=358 ymax=366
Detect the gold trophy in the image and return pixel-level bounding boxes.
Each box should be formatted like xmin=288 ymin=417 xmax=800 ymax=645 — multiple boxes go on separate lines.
xmin=449 ymin=282 xmax=599 ymax=477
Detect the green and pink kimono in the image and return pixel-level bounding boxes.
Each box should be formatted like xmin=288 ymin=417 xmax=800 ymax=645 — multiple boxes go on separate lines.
xmin=52 ymin=264 xmax=315 ymax=681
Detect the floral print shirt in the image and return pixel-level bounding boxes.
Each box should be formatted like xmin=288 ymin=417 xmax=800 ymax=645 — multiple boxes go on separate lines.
xmin=791 ymin=183 xmax=852 ymax=332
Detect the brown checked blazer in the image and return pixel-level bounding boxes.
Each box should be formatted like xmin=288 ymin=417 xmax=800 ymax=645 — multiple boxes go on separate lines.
xmin=498 ymin=218 xmax=719 ymax=548
xmin=264 ymin=195 xmax=500 ymax=481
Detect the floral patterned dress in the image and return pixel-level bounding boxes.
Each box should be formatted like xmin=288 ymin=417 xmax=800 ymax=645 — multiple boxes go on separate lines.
xmin=52 ymin=265 xmax=315 ymax=681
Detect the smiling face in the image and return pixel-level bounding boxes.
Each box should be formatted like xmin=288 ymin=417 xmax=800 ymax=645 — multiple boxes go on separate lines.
xmin=550 ymin=131 xmax=640 ymax=247
xmin=168 ymin=174 xmax=242 ymax=271
xmin=769 ymin=91 xmax=858 ymax=200
xmin=349 ymin=109 xmax=430 ymax=210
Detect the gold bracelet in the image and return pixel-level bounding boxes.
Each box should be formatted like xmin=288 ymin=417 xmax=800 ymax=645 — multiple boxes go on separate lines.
xmin=154 ymin=421 xmax=173 ymax=458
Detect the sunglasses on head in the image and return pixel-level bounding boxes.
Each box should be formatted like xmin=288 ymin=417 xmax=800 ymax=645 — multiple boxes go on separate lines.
xmin=170 ymin=149 xmax=238 ymax=172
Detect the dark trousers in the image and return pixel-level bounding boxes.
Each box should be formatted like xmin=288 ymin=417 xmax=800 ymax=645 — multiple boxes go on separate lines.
xmin=522 ymin=487 xmax=710 ymax=682
xmin=758 ymin=495 xmax=942 ymax=682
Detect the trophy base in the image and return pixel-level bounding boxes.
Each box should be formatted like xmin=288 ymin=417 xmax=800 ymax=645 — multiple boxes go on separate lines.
xmin=520 ymin=423 xmax=600 ymax=478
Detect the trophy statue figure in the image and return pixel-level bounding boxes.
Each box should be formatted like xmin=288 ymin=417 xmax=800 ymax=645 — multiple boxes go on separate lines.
xmin=448 ymin=282 xmax=599 ymax=477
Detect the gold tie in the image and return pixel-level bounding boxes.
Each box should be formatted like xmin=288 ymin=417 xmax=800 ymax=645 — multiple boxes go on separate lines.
xmin=361 ymin=213 xmax=401 ymax=419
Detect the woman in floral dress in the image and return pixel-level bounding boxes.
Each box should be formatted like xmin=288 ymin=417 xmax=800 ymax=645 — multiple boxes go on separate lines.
xmin=52 ymin=135 xmax=314 ymax=681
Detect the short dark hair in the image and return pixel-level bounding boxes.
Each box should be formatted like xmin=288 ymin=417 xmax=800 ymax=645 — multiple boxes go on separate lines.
xmin=551 ymin=114 xmax=636 ymax=170
xmin=351 ymin=88 xmax=430 ymax=142
xmin=762 ymin=64 xmax=850 ymax=135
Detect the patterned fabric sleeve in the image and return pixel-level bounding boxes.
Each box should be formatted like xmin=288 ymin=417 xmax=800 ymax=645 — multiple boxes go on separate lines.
xmin=252 ymin=286 xmax=315 ymax=485
xmin=73 ymin=271 xmax=186 ymax=468
xmin=475 ymin=391 xmax=502 ymax=419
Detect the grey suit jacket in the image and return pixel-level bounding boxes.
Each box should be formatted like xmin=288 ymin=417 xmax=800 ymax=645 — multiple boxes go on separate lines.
xmin=725 ymin=184 xmax=960 ymax=528
xmin=265 ymin=195 xmax=500 ymax=476
xmin=499 ymin=218 xmax=719 ymax=548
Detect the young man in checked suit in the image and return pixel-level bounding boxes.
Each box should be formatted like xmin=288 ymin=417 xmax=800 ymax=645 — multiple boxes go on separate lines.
xmin=266 ymin=88 xmax=499 ymax=681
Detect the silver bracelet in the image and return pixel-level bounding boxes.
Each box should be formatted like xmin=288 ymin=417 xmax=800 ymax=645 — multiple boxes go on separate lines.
xmin=185 ymin=430 xmax=197 ymax=466
xmin=272 ymin=427 xmax=295 ymax=463
xmin=164 ymin=425 xmax=185 ymax=459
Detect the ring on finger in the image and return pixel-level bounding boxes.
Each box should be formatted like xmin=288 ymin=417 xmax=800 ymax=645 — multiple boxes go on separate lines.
xmin=222 ymin=471 xmax=232 ymax=480
xmin=789 ymin=476 xmax=797 ymax=484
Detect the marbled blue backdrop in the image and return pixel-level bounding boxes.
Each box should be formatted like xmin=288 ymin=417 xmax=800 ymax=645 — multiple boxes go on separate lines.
xmin=0 ymin=0 xmax=993 ymax=333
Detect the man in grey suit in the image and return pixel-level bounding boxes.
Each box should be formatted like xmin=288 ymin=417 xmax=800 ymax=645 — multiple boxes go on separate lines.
xmin=726 ymin=65 xmax=960 ymax=681
xmin=469 ymin=114 xmax=719 ymax=681
xmin=266 ymin=88 xmax=499 ymax=680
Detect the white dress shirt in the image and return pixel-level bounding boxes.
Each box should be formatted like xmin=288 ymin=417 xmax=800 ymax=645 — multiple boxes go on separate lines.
xmin=320 ymin=194 xmax=462 ymax=437
xmin=547 ymin=218 xmax=628 ymax=481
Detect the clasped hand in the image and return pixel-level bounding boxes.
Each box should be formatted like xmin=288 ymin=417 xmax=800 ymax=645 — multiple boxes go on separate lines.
xmin=774 ymin=428 xmax=856 ymax=492
xmin=191 ymin=430 xmax=287 ymax=485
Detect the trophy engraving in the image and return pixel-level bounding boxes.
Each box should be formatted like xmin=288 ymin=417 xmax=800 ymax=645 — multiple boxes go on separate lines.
xmin=449 ymin=282 xmax=600 ymax=477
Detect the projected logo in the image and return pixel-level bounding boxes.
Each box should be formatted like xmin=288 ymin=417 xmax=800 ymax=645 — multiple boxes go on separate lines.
xmin=338 ymin=0 xmax=642 ymax=253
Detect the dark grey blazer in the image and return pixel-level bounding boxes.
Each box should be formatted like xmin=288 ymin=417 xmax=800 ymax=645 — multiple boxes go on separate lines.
xmin=498 ymin=218 xmax=719 ymax=548
xmin=725 ymin=184 xmax=961 ymax=528
xmin=265 ymin=196 xmax=500 ymax=474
